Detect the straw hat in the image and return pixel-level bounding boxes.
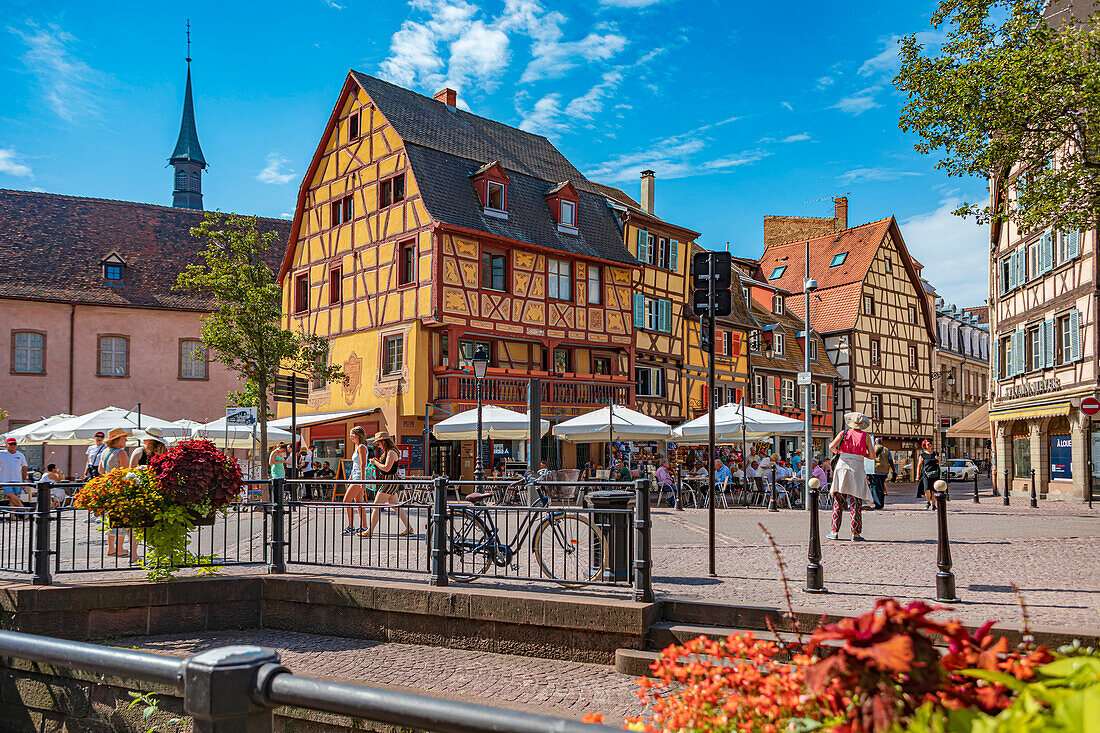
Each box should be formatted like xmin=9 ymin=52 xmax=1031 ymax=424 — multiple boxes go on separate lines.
xmin=845 ymin=412 xmax=870 ymax=431
xmin=105 ymin=427 xmax=131 ymax=443
xmin=136 ymin=426 xmax=169 ymax=446
xmin=372 ymin=431 xmax=393 ymax=443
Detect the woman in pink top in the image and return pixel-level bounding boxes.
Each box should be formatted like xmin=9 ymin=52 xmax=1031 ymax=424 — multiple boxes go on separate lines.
xmin=826 ymin=412 xmax=875 ymax=541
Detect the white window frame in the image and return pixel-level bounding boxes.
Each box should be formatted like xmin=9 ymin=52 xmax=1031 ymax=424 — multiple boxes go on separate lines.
xmin=12 ymin=331 xmax=44 ymax=374
xmin=382 ymin=334 xmax=404 ymax=376
xmin=808 ymin=338 xmax=817 ymax=362
xmin=98 ymin=336 xmax=128 ymax=377
xmin=548 ymin=258 xmax=571 ymax=301
xmin=781 ymin=378 xmax=795 ymax=406
xmin=810 ymin=382 xmax=819 ymax=410
xmin=636 ymin=365 xmax=664 ymax=397
xmin=871 ymin=394 xmax=881 ymax=420
xmin=179 ymin=339 xmax=207 ymax=380
xmin=559 ymin=199 xmax=576 ymax=227
xmin=773 ymin=332 xmax=784 ymax=356
xmin=586 ymin=265 xmax=601 ymax=305
xmin=772 ymin=294 xmax=784 ymax=315
xmin=486 ymin=181 xmax=505 ymax=212
xmin=645 ymin=298 xmax=660 ymax=331
xmin=911 ymin=397 xmax=920 ymax=423
xmin=753 ymin=374 xmax=765 ymax=404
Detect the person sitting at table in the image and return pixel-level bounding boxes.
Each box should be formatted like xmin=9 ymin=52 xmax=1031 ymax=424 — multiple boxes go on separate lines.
xmin=316 ymin=461 xmax=335 ymax=479
xmin=713 ymin=458 xmax=732 ymax=486
xmin=655 ymin=458 xmax=675 ymax=506
xmin=614 ymin=459 xmax=632 ymax=482
xmin=745 ymin=459 xmax=760 ymax=483
xmin=691 ymin=461 xmax=708 ymax=478
xmin=730 ymin=461 xmax=745 ymax=482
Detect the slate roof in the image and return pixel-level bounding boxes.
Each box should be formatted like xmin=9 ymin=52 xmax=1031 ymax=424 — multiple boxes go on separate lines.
xmin=0 ymin=189 xmax=290 ymax=310
xmin=349 ymin=72 xmax=638 ymax=266
xmin=170 ymin=65 xmax=206 ymax=167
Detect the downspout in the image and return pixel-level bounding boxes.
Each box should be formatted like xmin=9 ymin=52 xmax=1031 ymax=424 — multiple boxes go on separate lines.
xmin=68 ymin=304 xmax=75 ymax=474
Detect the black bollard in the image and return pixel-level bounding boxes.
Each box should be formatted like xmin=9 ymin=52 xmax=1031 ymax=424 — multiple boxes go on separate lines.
xmin=1030 ymin=467 xmax=1038 ymax=508
xmin=768 ymin=465 xmax=779 ymax=512
xmin=1003 ymin=468 xmax=1010 ymax=506
xmin=973 ymin=469 xmax=979 ymax=504
xmin=803 ymin=478 xmax=828 ymax=593
xmin=933 ymin=480 xmax=960 ymax=603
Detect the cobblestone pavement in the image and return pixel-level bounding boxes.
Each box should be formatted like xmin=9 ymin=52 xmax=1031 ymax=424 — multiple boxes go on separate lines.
xmin=5 ymin=480 xmax=1097 ymax=629
xmin=120 ymin=629 xmax=643 ymax=721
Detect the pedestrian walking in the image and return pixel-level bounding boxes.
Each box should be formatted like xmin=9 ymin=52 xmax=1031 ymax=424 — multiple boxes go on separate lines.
xmin=915 ymin=439 xmax=941 ymax=510
xmin=342 ymin=427 xmax=371 ymax=535
xmin=362 ymin=431 xmax=412 ymax=538
xmin=826 ymin=412 xmax=875 ymax=541
xmin=869 ymin=441 xmax=895 ymax=510
xmin=1 ymin=437 xmax=29 ymax=509
xmin=100 ymin=428 xmax=138 ymax=559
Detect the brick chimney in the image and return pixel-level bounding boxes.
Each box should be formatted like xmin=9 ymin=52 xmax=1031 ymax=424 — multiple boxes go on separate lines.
xmin=834 ymin=196 xmax=848 ymax=231
xmin=434 ymin=88 xmax=457 ymax=107
xmin=640 ymin=169 xmax=655 ymax=214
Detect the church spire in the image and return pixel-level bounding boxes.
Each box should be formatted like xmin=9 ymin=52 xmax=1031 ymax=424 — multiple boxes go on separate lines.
xmin=170 ymin=20 xmax=206 ymax=210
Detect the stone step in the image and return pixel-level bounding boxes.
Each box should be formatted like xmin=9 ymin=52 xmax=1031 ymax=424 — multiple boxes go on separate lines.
xmin=647 ymin=621 xmax=811 ymax=651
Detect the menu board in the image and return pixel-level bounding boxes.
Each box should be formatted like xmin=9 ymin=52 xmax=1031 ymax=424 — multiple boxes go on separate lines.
xmin=401 ymin=435 xmax=424 ymax=470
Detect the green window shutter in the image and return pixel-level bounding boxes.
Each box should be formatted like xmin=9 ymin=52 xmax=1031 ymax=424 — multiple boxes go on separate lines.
xmin=669 ymin=240 xmax=679 ymax=272
xmin=1066 ymin=230 xmax=1080 ymax=259
xmin=1044 ymin=319 xmax=1055 ymax=367
xmin=636 ymin=229 xmax=648 ymax=261
xmin=659 ymin=299 xmax=671 ymax=332
xmin=633 ymin=293 xmax=645 ymax=329
xmin=1070 ymin=309 xmax=1081 ymax=361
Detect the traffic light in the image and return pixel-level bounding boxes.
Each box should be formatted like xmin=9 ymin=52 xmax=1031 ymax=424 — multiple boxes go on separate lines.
xmin=691 ymin=251 xmax=733 ymax=317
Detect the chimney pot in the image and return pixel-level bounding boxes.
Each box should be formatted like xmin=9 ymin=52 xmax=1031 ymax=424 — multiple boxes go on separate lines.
xmin=434 ymin=88 xmax=457 ymax=108
xmin=834 ymin=196 xmax=848 ymax=231
xmin=640 ymin=169 xmax=655 ymax=215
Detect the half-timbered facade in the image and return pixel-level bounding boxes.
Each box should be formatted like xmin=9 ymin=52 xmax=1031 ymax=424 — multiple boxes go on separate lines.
xmin=759 ymin=217 xmax=937 ymax=470
xmin=596 ymin=174 xmax=697 ymax=424
xmin=278 ymin=73 xmax=638 ymax=474
xmin=930 ymin=296 xmax=990 ymax=463
xmin=988 ymin=164 xmax=1097 ymax=501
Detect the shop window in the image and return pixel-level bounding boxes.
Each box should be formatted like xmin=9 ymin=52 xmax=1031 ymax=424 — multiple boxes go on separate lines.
xmin=1049 ymin=417 xmax=1072 ymax=481
xmin=1012 ymin=422 xmax=1031 ymax=478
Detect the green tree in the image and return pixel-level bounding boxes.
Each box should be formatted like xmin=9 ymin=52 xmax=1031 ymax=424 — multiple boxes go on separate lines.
xmin=176 ymin=213 xmax=342 ymax=477
xmin=896 ymin=0 xmax=1100 ymax=232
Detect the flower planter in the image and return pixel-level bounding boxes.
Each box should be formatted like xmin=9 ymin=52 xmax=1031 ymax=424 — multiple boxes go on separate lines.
xmin=106 ymin=515 xmax=155 ymax=530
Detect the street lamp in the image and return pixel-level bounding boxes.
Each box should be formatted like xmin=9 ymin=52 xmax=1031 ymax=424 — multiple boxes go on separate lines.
xmin=472 ymin=345 xmax=490 ymax=481
xmin=931 ymin=369 xmax=956 ymax=458
xmin=801 ymin=276 xmax=818 ymax=510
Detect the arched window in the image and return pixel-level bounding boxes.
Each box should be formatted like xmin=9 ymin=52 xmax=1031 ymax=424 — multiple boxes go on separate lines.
xmin=191 ymin=171 xmax=200 ymax=192
xmin=175 ymin=169 xmax=187 ymax=190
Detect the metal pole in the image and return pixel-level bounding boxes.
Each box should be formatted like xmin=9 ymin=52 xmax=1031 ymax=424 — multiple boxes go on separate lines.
xmin=768 ymin=464 xmax=778 ymax=512
xmin=933 ymin=480 xmax=960 ymax=603
xmin=633 ymin=478 xmax=654 ymax=602
xmin=289 ymin=380 xmax=298 ymax=482
xmin=424 ymin=403 xmax=431 ymax=477
xmin=528 ymin=379 xmax=541 ymax=475
xmin=803 ymin=478 xmax=827 ymax=593
xmin=608 ymin=402 xmax=614 ymax=471
xmin=803 ymin=241 xmax=812 ymax=508
xmin=973 ymin=469 xmax=980 ymax=503
xmin=1003 ymin=467 xmax=1011 ymax=506
xmin=707 ymin=253 xmax=717 ymax=577
xmin=32 ymin=481 xmax=52 ymax=586
xmin=182 ymin=645 xmax=284 ymax=732
xmin=474 ymin=377 xmax=485 ymax=481
xmin=1030 ymin=466 xmax=1037 ymax=508
xmin=269 ymin=478 xmax=285 ymax=575
xmin=429 ymin=476 xmax=449 ymax=587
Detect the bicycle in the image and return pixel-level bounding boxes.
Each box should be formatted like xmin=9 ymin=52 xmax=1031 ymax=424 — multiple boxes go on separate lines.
xmin=439 ymin=472 xmax=608 ymax=588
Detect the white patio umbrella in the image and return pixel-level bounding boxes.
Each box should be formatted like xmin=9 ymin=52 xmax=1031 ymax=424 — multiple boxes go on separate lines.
xmin=432 ymin=405 xmax=549 ymax=441
xmin=191 ymin=417 xmax=293 ymax=450
xmin=1 ymin=414 xmax=75 ymax=445
xmin=673 ymin=402 xmax=805 ymax=443
xmin=552 ymin=405 xmax=672 ymax=443
xmin=27 ymin=406 xmax=186 ymax=445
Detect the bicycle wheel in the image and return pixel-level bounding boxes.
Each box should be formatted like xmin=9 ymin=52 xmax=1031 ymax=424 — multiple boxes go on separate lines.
xmin=532 ymin=512 xmax=606 ymax=587
xmin=448 ymin=508 xmax=493 ymax=582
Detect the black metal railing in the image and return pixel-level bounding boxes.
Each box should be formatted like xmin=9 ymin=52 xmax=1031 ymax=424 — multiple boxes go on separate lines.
xmin=0 ymin=629 xmax=615 ymax=732
xmin=1 ymin=477 xmax=654 ymax=600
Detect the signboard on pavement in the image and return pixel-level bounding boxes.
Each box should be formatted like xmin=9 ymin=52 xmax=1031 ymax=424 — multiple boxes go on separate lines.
xmin=225 ymin=407 xmax=258 ymax=426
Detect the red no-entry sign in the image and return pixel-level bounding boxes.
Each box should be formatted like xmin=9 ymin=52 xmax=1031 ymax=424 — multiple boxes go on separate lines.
xmin=1082 ymin=397 xmax=1100 ymax=417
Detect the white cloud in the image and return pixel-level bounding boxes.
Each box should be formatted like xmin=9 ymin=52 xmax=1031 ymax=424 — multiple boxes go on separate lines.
xmin=378 ymin=0 xmax=627 ymax=95
xmin=518 ymin=93 xmax=563 ymax=133
xmin=564 ymin=70 xmax=622 ymax=119
xmin=816 ymin=76 xmax=834 ymax=90
xmin=703 ymin=150 xmax=771 ymax=170
xmin=838 ymin=166 xmax=921 ymax=183
xmin=257 ymin=152 xmax=296 ymax=185
xmin=519 ymin=69 xmax=624 ymax=133
xmin=598 ymin=0 xmax=668 ymax=6
xmin=831 ymin=87 xmax=881 ymax=115
xmin=902 ymin=195 xmax=989 ymax=304
xmin=782 ymin=132 xmax=810 ymax=143
xmin=781 ymin=101 xmax=794 ymax=111
xmin=320 ymin=0 xmax=345 ymax=8
xmin=859 ymin=31 xmax=942 ymax=79
xmin=0 ymin=148 xmax=33 ymax=178
xmin=279 ymin=212 xmax=293 ymax=219
xmin=8 ymin=21 xmax=106 ymax=122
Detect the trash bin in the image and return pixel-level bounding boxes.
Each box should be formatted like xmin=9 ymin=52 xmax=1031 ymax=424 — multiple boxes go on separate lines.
xmin=585 ymin=490 xmax=634 ymax=582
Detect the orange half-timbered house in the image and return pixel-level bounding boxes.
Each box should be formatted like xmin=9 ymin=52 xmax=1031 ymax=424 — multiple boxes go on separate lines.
xmin=278 ymin=73 xmax=639 ymax=475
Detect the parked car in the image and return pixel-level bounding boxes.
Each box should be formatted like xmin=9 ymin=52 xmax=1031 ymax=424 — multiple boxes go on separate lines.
xmin=945 ymin=459 xmax=978 ymax=481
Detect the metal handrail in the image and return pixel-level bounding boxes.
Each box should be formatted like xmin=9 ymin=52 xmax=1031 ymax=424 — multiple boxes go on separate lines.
xmin=0 ymin=629 xmax=614 ymax=733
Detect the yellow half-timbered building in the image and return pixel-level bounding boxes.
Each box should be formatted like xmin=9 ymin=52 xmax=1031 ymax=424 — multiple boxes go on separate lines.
xmin=278 ymin=73 xmax=640 ymax=475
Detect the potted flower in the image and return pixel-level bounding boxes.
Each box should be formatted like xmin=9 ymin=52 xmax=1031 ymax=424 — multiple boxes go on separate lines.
xmin=148 ymin=438 xmax=242 ymax=525
xmin=73 ymin=466 xmax=162 ymax=530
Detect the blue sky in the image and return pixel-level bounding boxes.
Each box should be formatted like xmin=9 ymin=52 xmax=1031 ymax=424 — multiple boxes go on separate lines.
xmin=0 ymin=0 xmax=988 ymax=306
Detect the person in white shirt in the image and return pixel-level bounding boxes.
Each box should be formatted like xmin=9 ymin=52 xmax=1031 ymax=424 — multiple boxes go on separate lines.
xmin=1 ymin=438 xmax=29 ymax=507
xmin=85 ymin=430 xmax=108 ymax=478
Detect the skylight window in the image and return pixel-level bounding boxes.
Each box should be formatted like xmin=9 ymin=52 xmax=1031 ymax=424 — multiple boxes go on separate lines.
xmin=829 ymin=252 xmax=848 ymax=268
xmin=769 ymin=266 xmax=786 ymax=280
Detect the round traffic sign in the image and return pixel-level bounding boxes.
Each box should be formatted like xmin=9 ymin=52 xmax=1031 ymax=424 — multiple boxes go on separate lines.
xmin=1082 ymin=397 xmax=1100 ymax=417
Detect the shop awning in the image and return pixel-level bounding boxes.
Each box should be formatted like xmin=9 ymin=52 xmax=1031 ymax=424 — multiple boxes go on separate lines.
xmin=947 ymin=402 xmax=990 ymax=439
xmin=269 ymin=408 xmax=379 ymax=431
xmin=989 ymin=401 xmax=1072 ymax=423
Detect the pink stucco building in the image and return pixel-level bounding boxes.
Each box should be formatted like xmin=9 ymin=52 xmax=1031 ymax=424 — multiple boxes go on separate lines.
xmin=0 ymin=189 xmax=290 ymax=476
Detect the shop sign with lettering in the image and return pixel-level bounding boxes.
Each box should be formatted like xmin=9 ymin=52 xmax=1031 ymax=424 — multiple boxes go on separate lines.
xmin=1002 ymin=378 xmax=1061 ymax=400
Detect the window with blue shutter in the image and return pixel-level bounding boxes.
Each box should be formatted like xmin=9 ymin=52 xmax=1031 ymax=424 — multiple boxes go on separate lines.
xmin=658 ymin=299 xmax=671 ymax=332
xmin=632 ymin=293 xmax=645 ymax=329
xmin=1015 ymin=246 xmax=1026 ymax=286
xmin=636 ymin=229 xmax=649 ymax=263
xmin=1044 ymin=319 xmax=1055 ymax=367
xmin=1069 ymin=308 xmax=1080 ymax=361
xmin=1040 ymin=231 xmax=1053 ymax=274
xmin=991 ymin=340 xmax=998 ymax=379
xmin=1063 ymin=230 xmax=1080 ymax=261
xmin=669 ymin=240 xmax=679 ymax=272
xmin=1007 ymin=251 xmax=1018 ymax=290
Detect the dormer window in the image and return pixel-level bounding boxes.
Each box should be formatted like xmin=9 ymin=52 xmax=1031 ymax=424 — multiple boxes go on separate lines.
xmin=101 ymin=252 xmax=126 ymax=285
xmin=560 ymin=200 xmax=576 ymax=227
xmin=471 ymin=161 xmax=510 ymax=219
xmin=486 ymin=181 xmax=505 ymax=212
xmin=772 ymin=293 xmax=784 ymax=315
xmin=544 ymin=180 xmax=579 ymax=233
